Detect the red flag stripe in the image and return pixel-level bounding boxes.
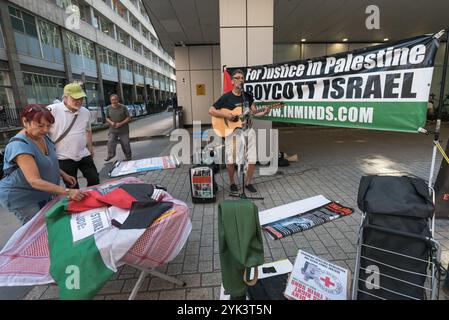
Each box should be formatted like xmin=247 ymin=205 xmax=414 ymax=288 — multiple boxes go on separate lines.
xmin=223 ymin=68 xmax=233 ymax=93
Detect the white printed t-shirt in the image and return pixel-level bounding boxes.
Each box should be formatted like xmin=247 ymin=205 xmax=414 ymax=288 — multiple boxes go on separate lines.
xmin=47 ymin=102 xmax=92 ymax=161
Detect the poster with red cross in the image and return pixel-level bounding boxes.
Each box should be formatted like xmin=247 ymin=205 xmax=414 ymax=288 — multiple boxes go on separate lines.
xmin=284 ymin=250 xmax=350 ymax=300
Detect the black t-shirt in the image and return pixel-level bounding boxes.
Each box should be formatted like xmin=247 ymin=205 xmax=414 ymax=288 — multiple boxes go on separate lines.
xmin=213 ymin=91 xmax=254 ymax=111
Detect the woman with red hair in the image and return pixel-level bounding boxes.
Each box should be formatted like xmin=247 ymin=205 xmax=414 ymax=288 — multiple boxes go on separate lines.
xmin=0 ymin=104 xmax=85 ymax=224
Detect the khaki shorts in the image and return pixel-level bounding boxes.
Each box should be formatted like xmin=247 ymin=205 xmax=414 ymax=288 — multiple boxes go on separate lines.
xmin=224 ymin=128 xmax=257 ymax=165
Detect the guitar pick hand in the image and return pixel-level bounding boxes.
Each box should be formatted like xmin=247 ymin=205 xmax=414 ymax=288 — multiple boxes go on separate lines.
xmin=226 ymin=114 xmax=239 ymax=122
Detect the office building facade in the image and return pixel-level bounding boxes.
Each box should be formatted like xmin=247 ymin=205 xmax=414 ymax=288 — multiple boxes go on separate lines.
xmin=0 ymin=0 xmax=176 ymax=125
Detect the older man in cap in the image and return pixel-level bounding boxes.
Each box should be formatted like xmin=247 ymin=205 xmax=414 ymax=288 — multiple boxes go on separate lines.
xmin=47 ymin=83 xmax=99 ymax=188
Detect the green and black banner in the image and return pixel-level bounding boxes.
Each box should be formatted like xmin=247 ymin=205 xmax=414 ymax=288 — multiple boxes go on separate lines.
xmin=226 ymin=34 xmax=440 ymax=133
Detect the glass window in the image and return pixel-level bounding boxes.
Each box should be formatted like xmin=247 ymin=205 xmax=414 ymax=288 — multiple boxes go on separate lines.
xmin=107 ymin=50 xmax=117 ymax=67
xmin=132 ymin=39 xmax=142 ymax=54
xmin=92 ymin=12 xmax=99 ymax=29
xmin=38 ymin=19 xmax=61 ymax=48
xmin=0 ymin=71 xmax=11 ymax=86
xmin=150 ymin=34 xmax=157 ymax=46
xmin=102 ymin=17 xmax=112 ymax=36
xmin=144 ymin=48 xmax=152 ymax=60
xmin=23 ymin=73 xmax=65 ymax=105
xmin=9 ymin=6 xmax=25 ymax=33
xmin=22 ymin=11 xmax=38 ymax=38
xmin=94 ymin=12 xmax=114 ymax=37
xmin=56 ymin=0 xmax=72 ymax=9
xmin=125 ymin=58 xmax=132 ymax=72
xmin=9 ymin=7 xmax=44 ymax=58
xmin=81 ymin=39 xmax=95 ymax=60
xmin=117 ymin=28 xmax=130 ymax=47
xmin=46 ymin=76 xmax=65 ymax=103
xmin=84 ymin=82 xmax=99 ymax=107
xmin=142 ymin=28 xmax=149 ymax=40
xmin=71 ymin=0 xmax=87 ymax=21
xmin=135 ymin=64 xmax=143 ymax=75
xmin=119 ymin=56 xmax=132 ymax=71
xmin=66 ymin=32 xmax=82 ymax=55
xmin=0 ymin=24 xmax=5 ymax=49
xmin=98 ymin=46 xmax=107 ymax=64
xmin=113 ymin=0 xmax=128 ymax=20
xmin=0 ymin=86 xmax=13 ymax=104
xmin=131 ymin=17 xmax=140 ymax=31
xmin=102 ymin=0 xmax=112 ymax=8
xmin=145 ymin=68 xmax=151 ymax=78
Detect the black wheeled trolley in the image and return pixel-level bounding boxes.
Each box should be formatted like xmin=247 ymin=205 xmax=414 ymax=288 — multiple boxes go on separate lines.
xmin=352 ymin=176 xmax=443 ymax=300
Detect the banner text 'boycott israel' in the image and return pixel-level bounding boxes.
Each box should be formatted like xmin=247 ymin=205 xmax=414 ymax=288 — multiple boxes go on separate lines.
xmin=226 ymin=34 xmax=440 ymax=133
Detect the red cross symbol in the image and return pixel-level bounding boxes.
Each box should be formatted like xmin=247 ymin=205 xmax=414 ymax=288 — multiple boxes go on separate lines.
xmin=320 ymin=276 xmax=335 ymax=288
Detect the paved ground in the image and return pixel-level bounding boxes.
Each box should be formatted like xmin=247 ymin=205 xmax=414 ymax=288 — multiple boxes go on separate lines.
xmin=1 ymin=114 xmax=449 ymax=300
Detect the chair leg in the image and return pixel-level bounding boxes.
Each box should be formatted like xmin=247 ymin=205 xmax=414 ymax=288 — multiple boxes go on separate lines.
xmin=128 ymin=270 xmax=148 ymax=300
xmin=127 ymin=265 xmax=187 ymax=300
xmin=147 ymin=268 xmax=186 ymax=287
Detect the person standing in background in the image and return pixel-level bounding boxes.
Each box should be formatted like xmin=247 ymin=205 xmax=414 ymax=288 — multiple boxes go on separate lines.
xmin=47 ymin=83 xmax=100 ymax=188
xmin=104 ymin=94 xmax=132 ymax=162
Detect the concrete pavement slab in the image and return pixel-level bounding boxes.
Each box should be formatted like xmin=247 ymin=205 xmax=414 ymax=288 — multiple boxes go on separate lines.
xmin=2 ymin=119 xmax=449 ymax=300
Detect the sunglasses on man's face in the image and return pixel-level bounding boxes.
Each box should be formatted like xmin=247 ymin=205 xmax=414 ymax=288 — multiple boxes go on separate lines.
xmin=233 ymin=76 xmax=244 ymax=80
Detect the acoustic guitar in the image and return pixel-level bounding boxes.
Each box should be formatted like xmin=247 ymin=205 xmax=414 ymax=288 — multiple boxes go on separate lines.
xmin=211 ymin=102 xmax=284 ymax=138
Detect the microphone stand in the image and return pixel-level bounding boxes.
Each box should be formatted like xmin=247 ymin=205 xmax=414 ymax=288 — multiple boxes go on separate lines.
xmin=230 ymin=84 xmax=264 ymax=201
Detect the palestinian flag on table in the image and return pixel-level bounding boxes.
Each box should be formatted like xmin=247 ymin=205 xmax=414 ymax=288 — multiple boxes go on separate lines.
xmin=46 ymin=183 xmax=172 ymax=300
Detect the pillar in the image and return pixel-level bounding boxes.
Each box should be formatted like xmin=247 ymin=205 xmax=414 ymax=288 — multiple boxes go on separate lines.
xmin=0 ymin=0 xmax=28 ymax=107
xmin=131 ymin=61 xmax=138 ymax=103
xmin=219 ymin=0 xmax=275 ymax=160
xmin=59 ymin=28 xmax=74 ymax=83
xmin=93 ymin=43 xmax=105 ymax=107
xmin=116 ymin=52 xmax=124 ymax=102
xmin=143 ymin=68 xmax=149 ymax=107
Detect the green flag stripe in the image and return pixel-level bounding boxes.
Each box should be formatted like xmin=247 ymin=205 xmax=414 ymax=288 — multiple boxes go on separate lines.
xmin=257 ymin=101 xmax=427 ymax=133
xmin=46 ymin=198 xmax=114 ymax=300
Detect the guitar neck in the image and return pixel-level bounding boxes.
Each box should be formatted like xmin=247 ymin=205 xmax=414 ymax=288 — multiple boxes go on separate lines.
xmin=253 ymin=103 xmax=281 ymax=114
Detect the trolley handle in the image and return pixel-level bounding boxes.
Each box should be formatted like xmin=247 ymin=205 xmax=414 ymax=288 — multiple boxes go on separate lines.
xmin=364 ymin=223 xmax=432 ymax=243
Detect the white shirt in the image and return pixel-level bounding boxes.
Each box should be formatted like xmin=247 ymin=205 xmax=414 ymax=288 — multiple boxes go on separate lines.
xmin=47 ymin=102 xmax=92 ymax=161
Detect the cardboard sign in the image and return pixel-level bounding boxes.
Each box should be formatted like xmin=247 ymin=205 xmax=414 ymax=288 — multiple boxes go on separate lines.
xmin=284 ymin=250 xmax=350 ymax=300
xmin=109 ymin=155 xmax=179 ymax=177
xmin=71 ymin=207 xmax=110 ymax=242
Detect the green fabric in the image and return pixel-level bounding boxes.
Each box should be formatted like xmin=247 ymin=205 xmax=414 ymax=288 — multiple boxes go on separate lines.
xmin=261 ymin=101 xmax=427 ymax=133
xmin=218 ymin=200 xmax=265 ymax=297
xmin=46 ymin=198 xmax=114 ymax=300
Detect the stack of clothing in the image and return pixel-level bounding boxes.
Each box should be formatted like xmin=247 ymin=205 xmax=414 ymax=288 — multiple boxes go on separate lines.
xmin=0 ymin=178 xmax=192 ymax=300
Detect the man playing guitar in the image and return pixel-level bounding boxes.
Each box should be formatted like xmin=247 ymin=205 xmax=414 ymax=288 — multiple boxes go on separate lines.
xmin=209 ymin=69 xmax=270 ymax=193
